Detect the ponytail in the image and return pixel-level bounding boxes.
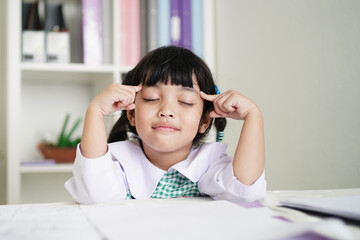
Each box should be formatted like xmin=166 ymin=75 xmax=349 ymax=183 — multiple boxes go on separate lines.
xmin=214 ymin=118 xmax=226 ymax=142
xmin=213 ymin=85 xmax=226 ymax=142
xmin=107 ymin=111 xmax=129 ymax=143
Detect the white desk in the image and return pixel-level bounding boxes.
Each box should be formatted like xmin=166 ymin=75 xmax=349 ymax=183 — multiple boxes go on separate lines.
xmin=0 ymin=189 xmax=359 ymax=240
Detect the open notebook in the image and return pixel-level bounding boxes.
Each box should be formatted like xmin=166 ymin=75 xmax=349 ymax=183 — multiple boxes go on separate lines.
xmin=280 ymin=195 xmax=360 ymax=222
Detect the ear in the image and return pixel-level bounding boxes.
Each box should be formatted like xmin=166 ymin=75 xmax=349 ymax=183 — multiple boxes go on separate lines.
xmin=127 ymin=110 xmax=136 ymax=126
xmin=198 ymin=113 xmax=212 ymax=134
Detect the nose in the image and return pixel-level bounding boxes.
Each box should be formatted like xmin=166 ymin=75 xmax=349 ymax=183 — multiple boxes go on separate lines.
xmin=158 ymin=101 xmax=176 ymax=118
xmin=159 ymin=112 xmax=174 ymax=118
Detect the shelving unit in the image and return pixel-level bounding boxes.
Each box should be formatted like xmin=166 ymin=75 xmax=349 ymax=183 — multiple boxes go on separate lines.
xmin=5 ymin=0 xmax=216 ymax=204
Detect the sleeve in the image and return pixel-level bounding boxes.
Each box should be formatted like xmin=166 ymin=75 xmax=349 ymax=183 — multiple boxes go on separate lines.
xmin=197 ymin=153 xmax=266 ymax=203
xmin=64 ymin=144 xmax=128 ymax=204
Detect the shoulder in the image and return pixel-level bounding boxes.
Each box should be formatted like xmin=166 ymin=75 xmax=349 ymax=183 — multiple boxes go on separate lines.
xmin=171 ymin=142 xmax=230 ymax=182
xmin=107 ymin=140 xmax=147 ymax=167
xmin=195 ymin=142 xmax=228 ymax=157
xmin=191 ymin=142 xmax=231 ymax=166
xmin=108 ymin=140 xmax=142 ymax=155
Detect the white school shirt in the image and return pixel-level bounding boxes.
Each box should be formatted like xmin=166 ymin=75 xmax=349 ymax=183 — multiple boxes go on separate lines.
xmin=64 ymin=140 xmax=266 ymax=204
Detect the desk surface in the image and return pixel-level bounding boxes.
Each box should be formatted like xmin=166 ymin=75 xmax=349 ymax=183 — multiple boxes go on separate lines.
xmin=0 ymin=189 xmax=359 ymax=240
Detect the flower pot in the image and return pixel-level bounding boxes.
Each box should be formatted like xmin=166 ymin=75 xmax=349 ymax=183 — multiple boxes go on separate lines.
xmin=39 ymin=144 xmax=76 ymax=163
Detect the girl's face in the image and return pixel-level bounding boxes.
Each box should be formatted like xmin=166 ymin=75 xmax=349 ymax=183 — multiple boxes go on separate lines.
xmin=128 ymin=76 xmax=210 ymax=161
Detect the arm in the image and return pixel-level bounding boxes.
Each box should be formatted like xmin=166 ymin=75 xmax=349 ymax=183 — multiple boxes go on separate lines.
xmin=81 ymin=83 xmax=142 ymax=158
xmin=200 ymin=90 xmax=265 ymax=185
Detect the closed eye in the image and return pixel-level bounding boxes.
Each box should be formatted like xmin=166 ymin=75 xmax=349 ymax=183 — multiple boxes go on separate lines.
xmin=179 ymin=101 xmax=194 ymax=107
xmin=143 ymin=98 xmax=159 ymax=102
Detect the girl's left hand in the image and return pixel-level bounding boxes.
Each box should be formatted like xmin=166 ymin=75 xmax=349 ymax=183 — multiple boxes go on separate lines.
xmin=200 ymin=90 xmax=261 ymax=120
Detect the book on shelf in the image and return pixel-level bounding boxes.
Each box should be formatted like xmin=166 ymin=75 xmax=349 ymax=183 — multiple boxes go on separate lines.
xmin=21 ymin=160 xmax=56 ymax=166
xmin=191 ymin=0 xmax=203 ymax=58
xmin=140 ymin=0 xmax=149 ymax=56
xmin=120 ymin=0 xmax=141 ymax=66
xmin=45 ymin=3 xmax=70 ymax=63
xmin=168 ymin=0 xmax=204 ymax=54
xmin=147 ymin=0 xmax=157 ymax=51
xmin=102 ymin=0 xmax=113 ymax=65
xmin=157 ymin=0 xmax=171 ymax=47
xmin=179 ymin=0 xmax=192 ymax=50
xmin=21 ymin=1 xmax=46 ymax=63
xmin=79 ymin=0 xmax=204 ymax=67
xmin=170 ymin=0 xmax=181 ymax=46
xmin=82 ymin=0 xmax=103 ymax=65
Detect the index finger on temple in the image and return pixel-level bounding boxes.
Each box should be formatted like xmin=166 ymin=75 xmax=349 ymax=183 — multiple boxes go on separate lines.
xmin=200 ymin=91 xmax=217 ymax=102
xmin=134 ymin=84 xmax=142 ymax=92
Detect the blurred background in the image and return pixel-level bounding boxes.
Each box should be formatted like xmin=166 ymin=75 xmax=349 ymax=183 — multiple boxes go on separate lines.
xmin=216 ymin=1 xmax=360 ymax=191
xmin=0 ymin=0 xmax=359 ymax=204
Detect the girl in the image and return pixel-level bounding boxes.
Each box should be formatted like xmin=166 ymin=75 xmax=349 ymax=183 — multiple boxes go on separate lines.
xmin=65 ymin=46 xmax=266 ymax=204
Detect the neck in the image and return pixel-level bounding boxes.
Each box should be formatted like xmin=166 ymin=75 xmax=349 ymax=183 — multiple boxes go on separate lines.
xmin=141 ymin=143 xmax=192 ymax=170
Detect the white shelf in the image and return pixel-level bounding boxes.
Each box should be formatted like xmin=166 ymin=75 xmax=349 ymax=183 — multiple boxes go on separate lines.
xmin=21 ymin=164 xmax=73 ymax=174
xmin=21 ymin=63 xmax=116 ymax=73
xmin=20 ymin=63 xmax=134 ymax=83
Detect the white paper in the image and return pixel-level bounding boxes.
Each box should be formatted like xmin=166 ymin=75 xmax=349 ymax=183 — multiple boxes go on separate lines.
xmin=0 ymin=203 xmax=101 ymax=240
xmin=80 ymin=198 xmax=353 ymax=240
xmin=0 ymin=199 xmax=354 ymax=240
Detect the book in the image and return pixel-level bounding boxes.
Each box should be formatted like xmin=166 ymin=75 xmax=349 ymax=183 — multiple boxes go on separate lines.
xmin=120 ymin=0 xmax=141 ymax=66
xmin=82 ymin=0 xmax=103 ymax=65
xmin=46 ymin=32 xmax=70 ymax=63
xmin=140 ymin=0 xmax=149 ymax=56
xmin=203 ymin=0 xmax=216 ymax=73
xmin=170 ymin=0 xmax=180 ymax=46
xmin=280 ymin=195 xmax=360 ymax=222
xmin=179 ymin=0 xmax=191 ymax=50
xmin=21 ymin=159 xmax=56 ymax=166
xmin=191 ymin=0 xmax=203 ymax=58
xmin=22 ymin=2 xmax=45 ymax=63
xmin=45 ymin=3 xmax=70 ymax=63
xmin=157 ymin=0 xmax=171 ymax=47
xmin=102 ymin=0 xmax=113 ymax=65
xmin=147 ymin=0 xmax=157 ymax=51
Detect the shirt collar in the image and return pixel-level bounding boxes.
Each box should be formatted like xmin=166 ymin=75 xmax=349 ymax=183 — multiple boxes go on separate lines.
xmin=109 ymin=141 xmax=228 ymax=199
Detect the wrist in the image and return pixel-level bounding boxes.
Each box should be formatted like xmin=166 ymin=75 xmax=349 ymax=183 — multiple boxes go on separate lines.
xmin=244 ymin=106 xmax=262 ymax=121
xmin=87 ymin=101 xmax=106 ymax=119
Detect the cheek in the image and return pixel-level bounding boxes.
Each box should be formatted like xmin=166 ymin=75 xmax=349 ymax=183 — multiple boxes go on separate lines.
xmin=134 ymin=106 xmax=150 ymax=124
xmin=183 ymin=108 xmax=203 ymax=127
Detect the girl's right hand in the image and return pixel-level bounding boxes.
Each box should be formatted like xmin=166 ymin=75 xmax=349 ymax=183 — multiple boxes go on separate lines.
xmin=90 ymin=83 xmax=142 ymax=117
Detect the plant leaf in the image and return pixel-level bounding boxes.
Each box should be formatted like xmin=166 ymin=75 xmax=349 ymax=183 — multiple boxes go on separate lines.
xmin=57 ymin=114 xmax=70 ymax=147
xmin=65 ymin=117 xmax=82 ymax=143
xmin=70 ymin=137 xmax=81 ymax=147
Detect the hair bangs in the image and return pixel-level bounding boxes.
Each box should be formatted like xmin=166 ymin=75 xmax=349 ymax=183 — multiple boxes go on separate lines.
xmin=139 ymin=47 xmax=196 ymax=88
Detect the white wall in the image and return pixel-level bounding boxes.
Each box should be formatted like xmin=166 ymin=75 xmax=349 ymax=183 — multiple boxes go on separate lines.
xmin=215 ymin=0 xmax=360 ymax=190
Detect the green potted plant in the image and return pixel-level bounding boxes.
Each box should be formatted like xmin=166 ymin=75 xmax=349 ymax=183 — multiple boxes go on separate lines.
xmin=38 ymin=114 xmax=82 ymax=163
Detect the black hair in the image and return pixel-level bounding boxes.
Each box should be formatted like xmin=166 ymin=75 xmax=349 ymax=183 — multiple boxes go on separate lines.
xmin=108 ymin=46 xmax=226 ymax=146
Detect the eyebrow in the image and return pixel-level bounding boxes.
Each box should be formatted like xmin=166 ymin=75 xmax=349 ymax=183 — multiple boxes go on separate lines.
xmin=181 ymin=86 xmax=198 ymax=94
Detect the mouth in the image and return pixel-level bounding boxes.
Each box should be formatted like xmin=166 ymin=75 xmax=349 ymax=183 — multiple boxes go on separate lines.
xmin=152 ymin=124 xmax=180 ymax=132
